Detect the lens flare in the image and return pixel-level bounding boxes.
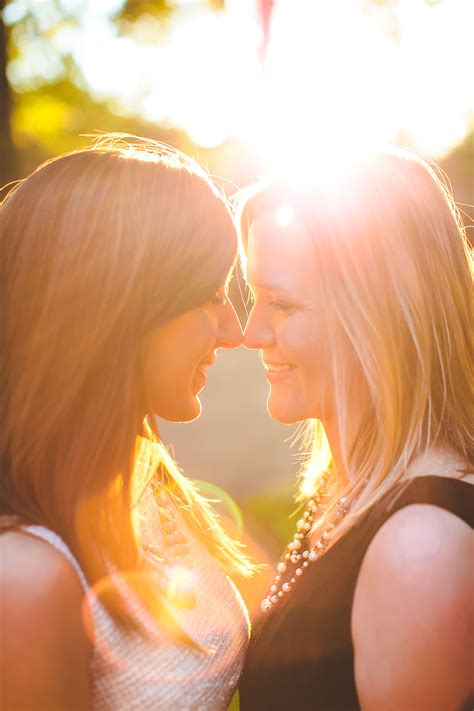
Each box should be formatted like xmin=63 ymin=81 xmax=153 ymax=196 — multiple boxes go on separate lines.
xmin=275 ymin=204 xmax=295 ymax=228
xmin=80 ymin=566 xmax=251 ymax=685
xmin=165 ymin=565 xmax=197 ymax=611
xmin=193 ymin=480 xmax=244 ymax=534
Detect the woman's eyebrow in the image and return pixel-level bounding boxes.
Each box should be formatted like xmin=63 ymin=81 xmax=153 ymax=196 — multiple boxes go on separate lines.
xmin=248 ymin=275 xmax=296 ymax=296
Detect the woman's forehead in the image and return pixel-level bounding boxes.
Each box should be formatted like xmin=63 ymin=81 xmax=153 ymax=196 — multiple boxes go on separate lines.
xmin=247 ymin=215 xmax=318 ymax=293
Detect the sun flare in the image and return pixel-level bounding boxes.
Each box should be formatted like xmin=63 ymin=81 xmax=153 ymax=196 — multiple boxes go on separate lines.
xmin=42 ymin=0 xmax=473 ymax=163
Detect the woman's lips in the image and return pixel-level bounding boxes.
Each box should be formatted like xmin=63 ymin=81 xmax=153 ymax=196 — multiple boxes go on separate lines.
xmin=264 ymin=363 xmax=297 ymax=382
xmin=193 ymin=357 xmax=215 ymax=387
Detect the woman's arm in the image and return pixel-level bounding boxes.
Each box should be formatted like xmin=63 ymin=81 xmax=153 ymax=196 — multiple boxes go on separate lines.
xmin=352 ymin=504 xmax=473 ymax=711
xmin=0 ymin=532 xmax=92 ymax=711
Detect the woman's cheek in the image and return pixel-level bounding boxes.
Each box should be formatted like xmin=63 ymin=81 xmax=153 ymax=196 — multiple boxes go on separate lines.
xmin=197 ymin=308 xmax=217 ymax=341
xmin=291 ymin=313 xmax=325 ymax=368
xmin=277 ymin=314 xmax=305 ymax=359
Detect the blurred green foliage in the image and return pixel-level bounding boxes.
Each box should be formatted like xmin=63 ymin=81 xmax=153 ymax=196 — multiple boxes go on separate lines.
xmin=243 ymin=488 xmax=298 ymax=553
xmin=228 ymin=689 xmax=239 ymax=711
xmin=0 ymin=0 xmax=229 ymax=185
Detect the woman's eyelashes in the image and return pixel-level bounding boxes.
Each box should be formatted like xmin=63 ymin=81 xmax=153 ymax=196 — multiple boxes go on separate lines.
xmin=248 ymin=288 xmax=298 ymax=313
xmin=268 ymin=299 xmax=296 ymax=313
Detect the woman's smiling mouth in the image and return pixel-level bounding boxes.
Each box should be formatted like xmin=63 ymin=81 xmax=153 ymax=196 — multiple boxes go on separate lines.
xmin=194 ymin=355 xmax=216 ymax=385
xmin=264 ymin=362 xmax=297 ymax=381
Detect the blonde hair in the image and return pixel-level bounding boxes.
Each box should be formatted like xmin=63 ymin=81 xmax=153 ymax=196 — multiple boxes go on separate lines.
xmin=1 ymin=134 xmax=254 ymax=633
xmin=236 ymin=146 xmax=472 ymax=532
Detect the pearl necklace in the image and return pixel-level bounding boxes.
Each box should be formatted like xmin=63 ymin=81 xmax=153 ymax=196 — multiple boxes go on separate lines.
xmin=261 ymin=471 xmax=350 ymax=614
xmin=142 ymin=480 xmax=196 ymax=610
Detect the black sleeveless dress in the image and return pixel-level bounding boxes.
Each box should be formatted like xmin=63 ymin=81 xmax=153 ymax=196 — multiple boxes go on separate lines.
xmin=239 ymin=476 xmax=473 ymax=711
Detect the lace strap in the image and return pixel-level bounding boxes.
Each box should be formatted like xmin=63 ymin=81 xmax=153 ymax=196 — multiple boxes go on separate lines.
xmin=22 ymin=525 xmax=90 ymax=590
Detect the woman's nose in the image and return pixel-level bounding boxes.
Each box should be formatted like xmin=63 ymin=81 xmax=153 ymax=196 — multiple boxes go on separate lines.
xmin=216 ymin=299 xmax=243 ymax=349
xmin=243 ymin=306 xmax=274 ymax=350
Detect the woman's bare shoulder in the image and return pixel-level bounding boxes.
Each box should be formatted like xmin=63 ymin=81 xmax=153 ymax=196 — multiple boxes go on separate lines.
xmin=1 ymin=530 xmax=92 ymax=710
xmin=1 ymin=529 xmax=89 ymax=645
xmin=2 ymin=529 xmax=81 ymax=585
xmin=352 ymin=503 xmax=472 ymax=711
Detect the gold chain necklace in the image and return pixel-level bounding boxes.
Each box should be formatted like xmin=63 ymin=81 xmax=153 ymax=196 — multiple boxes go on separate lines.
xmin=261 ymin=471 xmax=350 ymax=614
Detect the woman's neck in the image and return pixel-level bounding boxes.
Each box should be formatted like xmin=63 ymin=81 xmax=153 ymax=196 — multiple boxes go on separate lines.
xmin=404 ymin=446 xmax=472 ymax=483
xmin=322 ymin=413 xmax=362 ymax=486
xmin=323 ymin=416 xmax=472 ymax=487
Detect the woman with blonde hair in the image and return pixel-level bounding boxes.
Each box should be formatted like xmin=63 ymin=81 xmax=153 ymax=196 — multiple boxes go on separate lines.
xmin=0 ymin=135 xmax=255 ymax=710
xmin=236 ymin=147 xmax=473 ymax=710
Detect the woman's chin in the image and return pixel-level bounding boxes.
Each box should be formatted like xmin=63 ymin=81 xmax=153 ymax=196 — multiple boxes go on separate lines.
xmin=157 ymin=395 xmax=202 ymax=424
xmin=267 ymin=396 xmax=302 ymax=425
xmin=185 ymin=398 xmax=203 ymax=423
xmin=179 ymin=396 xmax=203 ymax=423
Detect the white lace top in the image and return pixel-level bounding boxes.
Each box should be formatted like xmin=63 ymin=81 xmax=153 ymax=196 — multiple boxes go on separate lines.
xmin=23 ymin=484 xmax=250 ymax=710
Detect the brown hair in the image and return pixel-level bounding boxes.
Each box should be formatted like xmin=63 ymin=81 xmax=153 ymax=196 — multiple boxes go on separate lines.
xmin=1 ymin=134 xmax=254 ymax=631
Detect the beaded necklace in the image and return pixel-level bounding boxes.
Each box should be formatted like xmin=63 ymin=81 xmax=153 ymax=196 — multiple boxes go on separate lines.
xmin=261 ymin=471 xmax=350 ymax=614
xmin=142 ymin=480 xmax=196 ymax=610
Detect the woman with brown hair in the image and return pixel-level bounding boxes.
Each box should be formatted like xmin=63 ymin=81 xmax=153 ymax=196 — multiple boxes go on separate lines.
xmin=236 ymin=147 xmax=473 ymax=710
xmin=0 ymin=135 xmax=254 ymax=710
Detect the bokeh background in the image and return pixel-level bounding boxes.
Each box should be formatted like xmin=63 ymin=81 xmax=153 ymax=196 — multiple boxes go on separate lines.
xmin=1 ymin=0 xmax=473 ymax=556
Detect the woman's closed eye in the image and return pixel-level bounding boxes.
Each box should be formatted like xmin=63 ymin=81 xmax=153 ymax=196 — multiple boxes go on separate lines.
xmin=268 ymin=299 xmax=296 ymax=312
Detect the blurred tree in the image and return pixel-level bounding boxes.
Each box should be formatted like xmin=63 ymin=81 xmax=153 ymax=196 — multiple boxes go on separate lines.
xmin=11 ymin=73 xmax=184 ymax=174
xmin=0 ymin=0 xmax=471 ymax=201
xmin=0 ymin=0 xmax=85 ymax=185
xmin=116 ymin=0 xmax=225 ymax=19
xmin=113 ymin=0 xmax=176 ymax=35
xmin=0 ymin=0 xmax=225 ymax=187
xmin=0 ymin=0 xmax=15 ymax=185
xmin=258 ymin=0 xmax=274 ymax=65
